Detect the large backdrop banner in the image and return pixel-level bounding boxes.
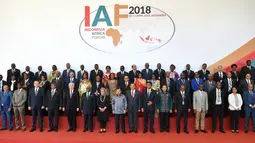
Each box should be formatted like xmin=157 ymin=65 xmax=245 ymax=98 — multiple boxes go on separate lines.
xmin=1 ymin=0 xmax=255 ymax=78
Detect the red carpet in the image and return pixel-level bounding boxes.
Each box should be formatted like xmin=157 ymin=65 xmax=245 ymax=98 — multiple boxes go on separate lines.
xmin=0 ymin=116 xmax=255 ymax=143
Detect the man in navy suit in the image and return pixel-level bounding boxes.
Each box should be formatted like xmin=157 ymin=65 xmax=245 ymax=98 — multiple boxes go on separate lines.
xmin=243 ymin=84 xmax=255 ymax=133
xmin=0 ymin=85 xmax=13 ymax=130
xmin=62 ymin=63 xmax=76 ymax=83
xmin=28 ymin=81 xmax=45 ymax=132
xmin=65 ymin=72 xmax=79 ymax=92
xmin=77 ymin=64 xmax=88 ymax=82
xmin=141 ymin=81 xmax=156 ymax=133
xmin=191 ymin=72 xmax=204 ymax=92
xmin=141 ymin=63 xmax=153 ymax=81
xmin=176 ymin=73 xmax=190 ymax=93
xmin=0 ymin=75 xmax=8 ymax=92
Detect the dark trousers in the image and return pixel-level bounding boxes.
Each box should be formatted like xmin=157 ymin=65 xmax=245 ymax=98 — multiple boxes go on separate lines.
xmin=48 ymin=109 xmax=59 ymax=130
xmin=230 ymin=110 xmax=240 ymax=130
xmin=159 ymin=112 xmax=169 ymax=130
xmin=32 ymin=108 xmax=42 ymax=129
xmin=84 ymin=114 xmax=93 ymax=131
xmin=212 ymin=105 xmax=224 ymax=131
xmin=66 ymin=109 xmax=76 ymax=130
xmin=144 ymin=108 xmax=155 ymax=131
xmin=115 ymin=114 xmax=126 ymax=132
xmin=100 ymin=121 xmax=107 ymax=128
xmin=128 ymin=107 xmax=138 ymax=131
xmin=245 ymin=108 xmax=255 ymax=131
xmin=176 ymin=108 xmax=188 ymax=131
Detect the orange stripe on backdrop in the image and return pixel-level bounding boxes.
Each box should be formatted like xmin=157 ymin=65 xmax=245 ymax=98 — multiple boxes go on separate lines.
xmin=208 ymin=37 xmax=255 ymax=73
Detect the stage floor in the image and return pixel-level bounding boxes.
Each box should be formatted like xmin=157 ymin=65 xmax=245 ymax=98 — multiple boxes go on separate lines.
xmin=0 ymin=116 xmax=255 ymax=143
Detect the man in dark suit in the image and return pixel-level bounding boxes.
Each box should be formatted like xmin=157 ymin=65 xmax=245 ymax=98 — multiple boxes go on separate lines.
xmin=128 ymin=64 xmax=140 ymax=83
xmin=240 ymin=60 xmax=254 ymax=79
xmin=198 ymin=63 xmax=210 ymax=81
xmin=209 ymin=82 xmax=226 ymax=133
xmin=45 ymin=82 xmax=62 ymax=132
xmin=141 ymin=81 xmax=156 ymax=133
xmin=126 ymin=83 xmax=140 ymax=133
xmin=65 ymin=72 xmax=79 ymax=92
xmin=62 ymin=63 xmax=76 ymax=83
xmin=182 ymin=64 xmax=195 ymax=81
xmin=175 ymin=85 xmax=191 ymax=134
xmin=22 ymin=66 xmax=34 ymax=82
xmin=22 ymin=73 xmax=33 ymax=91
xmin=243 ymin=84 xmax=255 ymax=133
xmin=223 ymin=72 xmax=237 ymax=117
xmin=154 ymin=63 xmax=166 ymax=87
xmin=120 ymin=76 xmax=130 ymax=94
xmin=8 ymin=75 xmax=18 ymax=92
xmin=230 ymin=64 xmax=240 ymax=83
xmin=165 ymin=72 xmax=175 ymax=99
xmin=213 ymin=65 xmax=227 ymax=83
xmin=7 ymin=63 xmax=21 ymax=82
xmin=81 ymin=86 xmax=95 ymax=132
xmin=141 ymin=63 xmax=153 ymax=81
xmin=89 ymin=64 xmax=103 ymax=85
xmin=62 ymin=83 xmax=80 ymax=132
xmin=77 ymin=64 xmax=88 ymax=82
xmin=28 ymin=81 xmax=45 ymax=132
xmin=117 ymin=65 xmax=128 ymax=90
xmin=52 ymin=71 xmax=64 ymax=92
xmin=34 ymin=66 xmax=47 ymax=81
xmin=176 ymin=73 xmax=190 ymax=93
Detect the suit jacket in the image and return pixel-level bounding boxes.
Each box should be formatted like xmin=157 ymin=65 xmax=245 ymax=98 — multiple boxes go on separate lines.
xmin=65 ymin=78 xmax=79 ymax=92
xmin=12 ymin=89 xmax=27 ymax=108
xmin=141 ymin=69 xmax=153 ymax=81
xmin=165 ymin=78 xmax=175 ymax=97
xmin=176 ymin=79 xmax=190 ymax=93
xmin=182 ymin=70 xmax=195 ymax=81
xmin=117 ymin=71 xmax=128 ymax=90
xmin=231 ymin=71 xmax=240 ymax=82
xmin=21 ymin=79 xmax=33 ymax=91
xmin=89 ymin=69 xmax=103 ymax=84
xmin=213 ymin=72 xmax=227 ymax=83
xmin=203 ymin=80 xmax=216 ymax=93
xmin=34 ymin=71 xmax=47 ymax=81
xmin=63 ymin=90 xmax=79 ymax=110
xmin=28 ymin=87 xmax=45 ymax=109
xmin=208 ymin=88 xmax=225 ymax=108
xmin=52 ymin=77 xmax=64 ymax=92
xmin=239 ymin=79 xmax=254 ymax=94
xmin=198 ymin=69 xmax=210 ymax=81
xmin=62 ymin=69 xmax=76 ymax=83
xmin=7 ymin=68 xmax=21 ymax=82
xmin=92 ymin=82 xmax=104 ymax=95
xmin=81 ymin=91 xmax=95 ymax=114
xmin=153 ymin=69 xmax=166 ymax=86
xmin=126 ymin=90 xmax=140 ymax=111
xmin=40 ymin=81 xmax=51 ymax=95
xmin=22 ymin=71 xmax=35 ymax=82
xmin=8 ymin=81 xmax=18 ymax=92
xmin=77 ymin=70 xmax=88 ymax=82
xmin=175 ymin=91 xmax=191 ymax=111
xmin=223 ymin=78 xmax=237 ymax=93
xmin=0 ymin=80 xmax=8 ymax=92
xmin=128 ymin=70 xmax=140 ymax=83
xmin=121 ymin=81 xmax=130 ymax=95
xmin=243 ymin=90 xmax=255 ymax=110
xmin=0 ymin=91 xmax=13 ymax=111
xmin=191 ymin=78 xmax=204 ymax=91
xmin=193 ymin=90 xmax=208 ymax=112
xmin=240 ymin=66 xmax=254 ymax=79
xmin=141 ymin=88 xmax=156 ymax=111
xmin=45 ymin=89 xmax=62 ymax=110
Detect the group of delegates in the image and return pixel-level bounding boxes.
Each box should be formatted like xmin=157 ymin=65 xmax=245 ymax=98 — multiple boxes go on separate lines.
xmin=0 ymin=60 xmax=255 ymax=134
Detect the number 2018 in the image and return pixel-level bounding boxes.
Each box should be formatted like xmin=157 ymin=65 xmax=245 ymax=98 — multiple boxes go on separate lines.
xmin=129 ymin=6 xmax=151 ymax=14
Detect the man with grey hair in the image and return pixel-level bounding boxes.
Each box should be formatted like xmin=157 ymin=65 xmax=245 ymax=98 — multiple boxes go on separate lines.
xmin=214 ymin=65 xmax=226 ymax=83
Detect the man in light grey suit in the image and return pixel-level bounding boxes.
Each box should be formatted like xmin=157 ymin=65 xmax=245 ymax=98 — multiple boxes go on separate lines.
xmin=12 ymin=82 xmax=27 ymax=131
xmin=193 ymin=84 xmax=208 ymax=133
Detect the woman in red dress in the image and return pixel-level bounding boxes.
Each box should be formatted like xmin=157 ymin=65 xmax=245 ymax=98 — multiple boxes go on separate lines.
xmin=135 ymin=73 xmax=146 ymax=95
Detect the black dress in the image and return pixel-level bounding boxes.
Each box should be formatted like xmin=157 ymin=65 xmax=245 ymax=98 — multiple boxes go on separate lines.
xmin=97 ymin=95 xmax=109 ymax=122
